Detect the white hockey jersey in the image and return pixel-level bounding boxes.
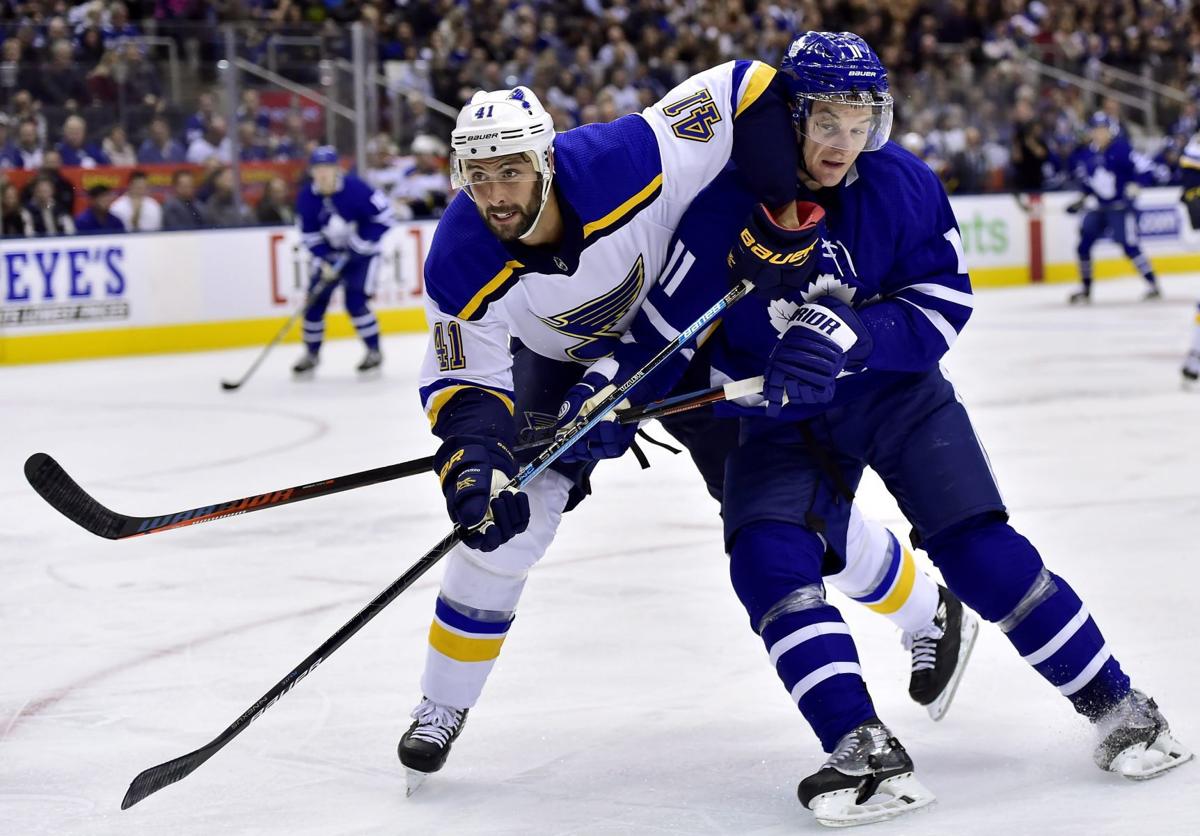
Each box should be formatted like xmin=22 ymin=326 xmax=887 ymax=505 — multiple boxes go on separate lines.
xmin=418 ymin=59 xmax=779 ymax=430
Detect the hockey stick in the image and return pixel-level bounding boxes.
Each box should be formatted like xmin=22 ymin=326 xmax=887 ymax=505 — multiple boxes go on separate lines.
xmin=23 ymin=379 xmax=762 ymax=544
xmin=616 ymin=375 xmax=766 ymax=424
xmin=25 ymin=434 xmax=543 ymax=541
xmin=119 ymin=279 xmax=754 ymax=809
xmin=219 ymin=255 xmax=349 ymax=392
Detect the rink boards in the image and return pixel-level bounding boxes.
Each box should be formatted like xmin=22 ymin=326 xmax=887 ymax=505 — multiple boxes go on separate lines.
xmin=2 ymin=188 xmax=1198 ymax=364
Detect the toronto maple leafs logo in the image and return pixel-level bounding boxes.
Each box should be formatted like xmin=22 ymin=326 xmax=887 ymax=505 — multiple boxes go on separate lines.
xmin=767 ymin=273 xmax=858 ymax=337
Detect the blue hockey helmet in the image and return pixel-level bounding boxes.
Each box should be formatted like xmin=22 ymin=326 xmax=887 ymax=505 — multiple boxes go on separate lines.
xmin=780 ymin=31 xmax=894 ymax=153
xmin=1088 ymin=111 xmax=1119 ymax=134
xmin=309 ymin=145 xmax=339 ymax=166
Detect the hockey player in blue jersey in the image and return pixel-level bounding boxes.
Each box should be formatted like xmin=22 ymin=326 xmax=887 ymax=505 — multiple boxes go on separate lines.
xmin=293 ymin=146 xmax=394 ymax=376
xmin=1066 ymin=113 xmax=1160 ymax=304
xmin=398 ymin=70 xmax=973 ymax=801
xmin=626 ymin=32 xmax=1191 ymax=825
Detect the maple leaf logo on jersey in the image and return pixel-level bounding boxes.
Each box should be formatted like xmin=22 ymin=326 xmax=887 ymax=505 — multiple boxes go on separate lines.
xmin=767 ymin=275 xmax=858 ymax=337
xmin=539 ymin=255 xmax=645 ymax=362
xmin=802 ymin=273 xmax=857 ymax=304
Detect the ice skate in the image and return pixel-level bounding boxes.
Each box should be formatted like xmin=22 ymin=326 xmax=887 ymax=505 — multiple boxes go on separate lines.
xmin=398 ymin=697 xmax=469 ymax=796
xmin=1141 ymin=285 xmax=1162 ymax=301
xmin=356 ymin=348 xmax=383 ymax=375
xmin=292 ymin=350 xmax=319 ymax=377
xmin=798 ymin=722 xmax=935 ymax=827
xmin=1182 ymin=353 xmax=1200 ymax=390
xmin=1068 ymin=287 xmax=1092 ymax=305
xmin=902 ymin=585 xmax=978 ymax=721
xmin=1093 ymin=689 xmax=1192 ymax=780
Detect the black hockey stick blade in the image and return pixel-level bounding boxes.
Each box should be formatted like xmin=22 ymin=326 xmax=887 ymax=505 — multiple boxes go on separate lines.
xmin=219 ymin=379 xmax=244 ymax=391
xmin=122 ymin=747 xmax=216 ymax=809
xmin=121 ymin=527 xmax=463 ymax=808
xmin=24 ymin=452 xmax=131 ymax=540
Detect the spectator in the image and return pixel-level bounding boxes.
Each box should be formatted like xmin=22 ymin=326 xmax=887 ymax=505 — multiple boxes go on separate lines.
xmin=161 ymin=169 xmax=209 ymax=230
xmin=1 ymin=181 xmax=32 ymax=236
xmin=255 ymin=176 xmax=294 ymax=225
xmin=101 ymin=2 xmax=141 ymax=50
xmin=236 ymin=88 xmax=270 ymax=135
xmin=7 ymin=92 xmax=47 ymax=146
xmin=57 ymin=115 xmax=109 ymax=168
xmin=75 ymin=184 xmax=126 ymax=234
xmin=22 ymin=150 xmax=76 ymax=210
xmin=39 ymin=39 xmax=88 ymax=109
xmin=236 ymin=119 xmax=268 ymax=161
xmin=86 ymin=50 xmax=121 ymax=104
xmin=118 ymin=42 xmax=162 ymax=109
xmin=1011 ymin=99 xmax=1048 ymax=193
xmin=1 ymin=38 xmax=41 ymax=99
xmin=102 ymin=125 xmax=138 ymax=166
xmin=361 ymin=133 xmax=401 ymax=197
xmin=0 ymin=116 xmax=13 ymax=168
xmin=184 ymin=91 xmax=217 ymax=146
xmin=187 ymin=115 xmax=231 ymax=164
xmin=946 ymin=127 xmax=994 ymax=194
xmin=26 ymin=176 xmax=75 ymax=236
xmin=271 ymin=112 xmax=309 ymax=161
xmin=8 ymin=119 xmax=43 ymax=169
xmin=138 ymin=116 xmax=186 ymax=163
xmin=109 ymin=170 xmax=162 ymax=232
xmin=204 ymin=165 xmax=252 ymax=227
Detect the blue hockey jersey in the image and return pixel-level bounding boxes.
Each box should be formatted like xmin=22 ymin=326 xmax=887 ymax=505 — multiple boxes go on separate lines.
xmin=295 ymin=174 xmax=394 ymax=265
xmin=1069 ymin=137 xmax=1153 ymax=206
xmin=629 ymin=142 xmax=974 ymax=420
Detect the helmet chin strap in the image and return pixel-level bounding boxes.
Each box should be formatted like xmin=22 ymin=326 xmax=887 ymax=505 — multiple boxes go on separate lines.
xmin=517 ymin=148 xmax=555 ymax=241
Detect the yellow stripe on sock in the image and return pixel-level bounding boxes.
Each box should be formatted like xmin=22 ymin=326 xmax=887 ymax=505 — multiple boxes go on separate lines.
xmin=428 ymin=620 xmax=506 ymax=663
xmin=866 ymin=547 xmax=917 ymax=615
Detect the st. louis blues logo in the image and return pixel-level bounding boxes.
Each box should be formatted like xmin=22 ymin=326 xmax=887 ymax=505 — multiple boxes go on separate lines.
xmin=539 ymin=255 xmax=645 ymax=362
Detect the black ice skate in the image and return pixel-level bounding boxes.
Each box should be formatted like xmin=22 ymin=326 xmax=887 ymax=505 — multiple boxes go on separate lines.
xmin=356 ymin=348 xmax=383 ymax=374
xmin=1182 ymin=353 xmax=1200 ymax=390
xmin=292 ymin=350 xmax=319 ymax=377
xmin=1068 ymin=287 xmax=1092 ymax=305
xmin=1142 ymin=285 xmax=1162 ymax=301
xmin=798 ymin=721 xmax=935 ymax=827
xmin=398 ymin=697 xmax=469 ymax=796
xmin=902 ymin=585 xmax=979 ymax=721
xmin=1093 ymin=689 xmax=1192 ymax=780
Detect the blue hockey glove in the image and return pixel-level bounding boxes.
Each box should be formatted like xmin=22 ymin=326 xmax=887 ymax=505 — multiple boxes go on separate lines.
xmin=434 ymin=436 xmax=530 ymax=552
xmin=555 ymin=370 xmax=639 ymax=463
xmin=728 ymin=201 xmax=826 ymax=297
xmin=763 ymin=296 xmax=873 ymax=416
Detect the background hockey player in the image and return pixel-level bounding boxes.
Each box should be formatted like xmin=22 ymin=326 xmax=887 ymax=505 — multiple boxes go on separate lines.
xmin=293 ymin=146 xmax=395 ymax=377
xmin=637 ymin=31 xmax=1191 ymax=826
xmin=400 ymin=73 xmax=972 ymax=798
xmin=1180 ymin=130 xmax=1200 ymax=387
xmin=1066 ymin=113 xmax=1160 ymax=304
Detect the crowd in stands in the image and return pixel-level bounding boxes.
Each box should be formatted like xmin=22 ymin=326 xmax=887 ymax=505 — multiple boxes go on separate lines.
xmin=2 ymin=0 xmax=1200 ymax=239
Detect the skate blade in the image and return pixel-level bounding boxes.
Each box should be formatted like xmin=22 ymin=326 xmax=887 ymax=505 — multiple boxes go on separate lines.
xmin=927 ymin=610 xmax=980 ymax=722
xmin=404 ymin=767 xmax=429 ymax=797
xmin=357 ymin=367 xmax=383 ymax=379
xmin=810 ymin=772 xmax=935 ymax=828
xmin=1112 ymin=731 xmax=1193 ymax=781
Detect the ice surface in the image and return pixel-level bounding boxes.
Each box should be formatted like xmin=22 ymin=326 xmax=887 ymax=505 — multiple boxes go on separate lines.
xmin=3 ymin=276 xmax=1199 ymax=835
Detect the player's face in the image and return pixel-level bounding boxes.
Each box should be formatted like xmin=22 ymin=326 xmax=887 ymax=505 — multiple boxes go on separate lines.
xmin=802 ymin=102 xmax=875 ymax=188
xmin=311 ymin=163 xmax=340 ymax=195
xmin=464 ymin=154 xmax=543 ymax=241
xmin=1091 ymin=125 xmax=1112 ymax=148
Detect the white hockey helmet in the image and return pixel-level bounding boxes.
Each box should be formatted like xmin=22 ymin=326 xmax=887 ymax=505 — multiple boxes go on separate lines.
xmin=450 ymin=86 xmax=556 ymax=239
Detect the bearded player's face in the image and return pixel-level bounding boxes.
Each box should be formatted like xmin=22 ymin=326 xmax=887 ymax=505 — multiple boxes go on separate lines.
xmin=464 ymin=154 xmax=543 ymax=241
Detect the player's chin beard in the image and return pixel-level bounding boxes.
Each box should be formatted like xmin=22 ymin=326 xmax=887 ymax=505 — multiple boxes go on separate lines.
xmin=484 ymin=190 xmax=543 ymax=241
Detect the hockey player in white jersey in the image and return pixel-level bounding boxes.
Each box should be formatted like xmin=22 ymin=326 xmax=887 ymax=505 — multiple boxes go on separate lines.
xmin=399 ymin=73 xmax=975 ymax=795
